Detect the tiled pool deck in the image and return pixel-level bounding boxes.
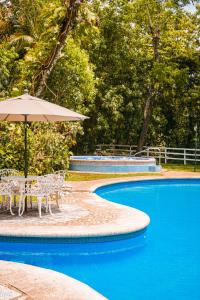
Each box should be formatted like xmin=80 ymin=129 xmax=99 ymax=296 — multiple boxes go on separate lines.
xmin=0 ymin=170 xmax=199 ymax=299
xmin=0 ymin=260 xmax=106 ymax=300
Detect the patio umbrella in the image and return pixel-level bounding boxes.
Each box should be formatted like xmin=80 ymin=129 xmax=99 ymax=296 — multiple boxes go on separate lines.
xmin=0 ymin=93 xmax=88 ymax=178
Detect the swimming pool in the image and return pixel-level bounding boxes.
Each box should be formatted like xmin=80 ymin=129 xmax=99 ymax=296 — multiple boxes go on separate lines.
xmin=69 ymin=155 xmax=161 ymax=172
xmin=0 ymin=179 xmax=200 ymax=300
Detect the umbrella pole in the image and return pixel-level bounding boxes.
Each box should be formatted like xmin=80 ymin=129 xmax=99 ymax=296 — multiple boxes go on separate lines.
xmin=24 ymin=115 xmax=28 ymax=211
xmin=24 ymin=116 xmax=28 ymax=178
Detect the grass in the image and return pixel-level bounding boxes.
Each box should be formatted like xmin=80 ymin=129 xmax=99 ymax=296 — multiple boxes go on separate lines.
xmin=67 ymin=171 xmax=162 ymax=181
xmin=162 ymin=163 xmax=200 ymax=172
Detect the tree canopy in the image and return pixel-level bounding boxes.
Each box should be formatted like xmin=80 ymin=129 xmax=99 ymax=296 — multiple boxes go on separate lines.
xmin=0 ymin=0 xmax=199 ymax=172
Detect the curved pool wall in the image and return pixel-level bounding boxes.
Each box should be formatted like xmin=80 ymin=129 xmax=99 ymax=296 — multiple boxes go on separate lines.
xmin=69 ymin=156 xmax=161 ymax=173
xmin=0 ymin=228 xmax=146 ymax=244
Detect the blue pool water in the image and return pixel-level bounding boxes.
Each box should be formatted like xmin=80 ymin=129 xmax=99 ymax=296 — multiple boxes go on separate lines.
xmin=0 ymin=179 xmax=200 ymax=300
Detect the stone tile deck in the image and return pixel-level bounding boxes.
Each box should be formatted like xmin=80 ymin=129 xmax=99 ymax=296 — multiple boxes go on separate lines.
xmin=0 ymin=283 xmax=23 ymax=300
xmin=0 ymin=261 xmax=106 ymax=300
xmin=0 ymin=193 xmax=150 ymax=237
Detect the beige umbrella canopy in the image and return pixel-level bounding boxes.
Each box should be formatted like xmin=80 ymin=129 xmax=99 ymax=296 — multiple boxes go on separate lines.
xmin=0 ymin=93 xmax=88 ymax=178
xmin=0 ymin=93 xmax=88 ymax=122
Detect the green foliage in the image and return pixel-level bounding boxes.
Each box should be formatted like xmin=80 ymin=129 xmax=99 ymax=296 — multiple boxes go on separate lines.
xmin=0 ymin=123 xmax=24 ymax=170
xmin=75 ymin=0 xmax=200 ymax=151
xmin=28 ymin=123 xmax=75 ymax=175
xmin=45 ymin=37 xmax=96 ymax=115
xmin=0 ymin=0 xmax=199 ymax=171
xmin=0 ymin=121 xmax=81 ymax=174
xmin=0 ymin=0 xmax=96 ymax=173
xmin=0 ymin=43 xmax=18 ymax=97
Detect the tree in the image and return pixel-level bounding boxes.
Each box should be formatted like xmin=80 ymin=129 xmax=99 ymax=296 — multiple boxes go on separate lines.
xmin=129 ymin=0 xmax=200 ymax=150
xmin=77 ymin=0 xmax=199 ymax=152
xmin=0 ymin=0 xmax=96 ymax=172
xmin=32 ymin=0 xmax=85 ymax=97
xmin=0 ymin=0 xmax=199 ymax=162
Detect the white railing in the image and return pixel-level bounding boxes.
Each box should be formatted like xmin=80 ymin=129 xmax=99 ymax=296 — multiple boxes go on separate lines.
xmin=96 ymin=144 xmax=200 ymax=165
xmin=96 ymin=144 xmax=143 ymax=156
xmin=135 ymin=147 xmax=200 ymax=165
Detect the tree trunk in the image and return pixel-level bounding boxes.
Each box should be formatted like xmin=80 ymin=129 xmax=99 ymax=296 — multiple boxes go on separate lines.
xmin=137 ymin=5 xmax=160 ymax=151
xmin=32 ymin=0 xmax=83 ymax=97
xmin=137 ymin=91 xmax=153 ymax=152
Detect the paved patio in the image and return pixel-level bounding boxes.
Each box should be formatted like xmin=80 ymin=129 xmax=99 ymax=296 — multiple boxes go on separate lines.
xmin=0 ymin=190 xmax=149 ymax=238
xmin=0 ymin=260 xmax=106 ymax=300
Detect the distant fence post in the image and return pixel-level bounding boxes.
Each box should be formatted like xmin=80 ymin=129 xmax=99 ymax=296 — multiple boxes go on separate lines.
xmin=184 ymin=149 xmax=186 ymax=165
xmin=159 ymin=148 xmax=161 ymax=164
xmin=165 ymin=148 xmax=167 ymax=164
xmin=194 ymin=124 xmax=198 ymax=172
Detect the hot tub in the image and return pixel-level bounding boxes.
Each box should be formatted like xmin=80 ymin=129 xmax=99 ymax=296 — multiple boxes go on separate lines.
xmin=69 ymin=156 xmax=161 ymax=173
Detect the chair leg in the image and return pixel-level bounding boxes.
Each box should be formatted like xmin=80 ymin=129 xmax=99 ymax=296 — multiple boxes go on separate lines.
xmin=56 ymin=192 xmax=59 ymax=208
xmin=8 ymin=194 xmax=15 ymax=216
xmin=18 ymin=194 xmax=25 ymax=216
xmin=3 ymin=195 xmax=10 ymax=211
xmin=14 ymin=195 xmax=16 ymax=207
xmin=30 ymin=196 xmax=33 ymax=209
xmin=45 ymin=196 xmax=48 ymax=213
xmin=48 ymin=197 xmax=53 ymax=216
xmin=37 ymin=196 xmax=42 ymax=218
xmin=18 ymin=195 xmax=22 ymax=215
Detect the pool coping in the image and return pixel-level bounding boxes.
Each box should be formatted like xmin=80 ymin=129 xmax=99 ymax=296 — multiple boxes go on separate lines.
xmin=0 ymin=196 xmax=150 ymax=239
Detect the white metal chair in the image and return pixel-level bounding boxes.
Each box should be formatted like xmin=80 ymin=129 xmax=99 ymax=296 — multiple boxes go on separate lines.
xmin=19 ymin=176 xmax=55 ymax=217
xmin=44 ymin=173 xmax=63 ymax=208
xmin=0 ymin=169 xmax=20 ymax=211
xmin=54 ymin=170 xmax=72 ymax=194
xmin=46 ymin=171 xmax=72 ymax=207
xmin=0 ymin=181 xmax=16 ymax=215
xmin=0 ymin=169 xmax=20 ymax=179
